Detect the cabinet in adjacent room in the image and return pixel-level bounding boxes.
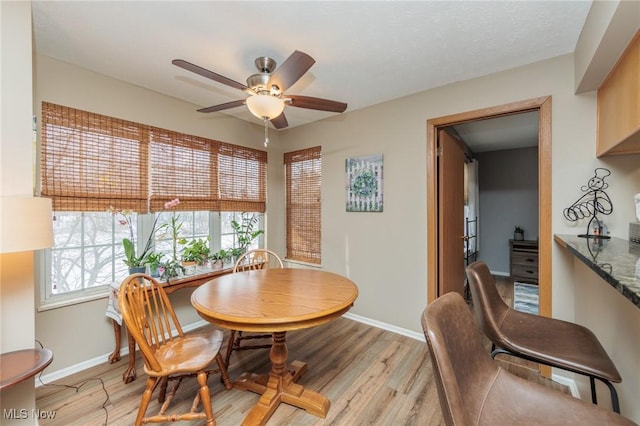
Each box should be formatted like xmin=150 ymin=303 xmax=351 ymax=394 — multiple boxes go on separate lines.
xmin=509 ymin=239 xmax=539 ymax=285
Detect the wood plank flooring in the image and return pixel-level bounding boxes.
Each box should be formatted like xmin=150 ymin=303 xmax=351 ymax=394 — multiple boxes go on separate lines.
xmin=35 ymin=276 xmax=567 ymax=425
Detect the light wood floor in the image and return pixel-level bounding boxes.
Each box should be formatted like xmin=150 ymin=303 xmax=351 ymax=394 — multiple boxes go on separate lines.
xmin=35 ymin=276 xmax=567 ymax=425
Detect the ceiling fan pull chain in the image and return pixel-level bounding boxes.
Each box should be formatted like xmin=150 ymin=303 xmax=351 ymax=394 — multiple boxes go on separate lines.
xmin=263 ymin=117 xmax=269 ymax=147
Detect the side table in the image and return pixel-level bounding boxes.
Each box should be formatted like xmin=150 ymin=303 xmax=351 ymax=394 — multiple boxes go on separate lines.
xmin=0 ymin=348 xmax=53 ymax=391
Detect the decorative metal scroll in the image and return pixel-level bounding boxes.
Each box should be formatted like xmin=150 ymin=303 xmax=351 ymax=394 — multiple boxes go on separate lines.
xmin=563 ymin=167 xmax=613 ymax=239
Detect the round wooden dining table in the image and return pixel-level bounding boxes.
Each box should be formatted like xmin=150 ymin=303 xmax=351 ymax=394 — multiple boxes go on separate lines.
xmin=191 ymin=268 xmax=359 ymax=425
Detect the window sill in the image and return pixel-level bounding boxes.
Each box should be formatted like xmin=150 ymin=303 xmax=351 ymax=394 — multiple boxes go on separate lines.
xmin=284 ymin=258 xmax=323 ymax=269
xmin=38 ymin=289 xmax=110 ymax=312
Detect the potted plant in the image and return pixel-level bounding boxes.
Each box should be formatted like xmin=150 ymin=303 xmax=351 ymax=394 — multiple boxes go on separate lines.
xmin=209 ymin=249 xmax=229 ymax=269
xmin=146 ymin=252 xmax=164 ymax=278
xmin=161 ymin=259 xmax=184 ymax=281
xmin=181 ymin=238 xmax=210 ymax=274
xmin=514 ymin=226 xmax=525 ymax=241
xmin=182 ymin=238 xmax=210 ymax=265
xmin=230 ymin=213 xmax=264 ymax=259
xmin=109 ymin=207 xmax=163 ymax=274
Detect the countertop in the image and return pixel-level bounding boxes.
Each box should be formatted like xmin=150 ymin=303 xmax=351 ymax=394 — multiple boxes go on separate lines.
xmin=555 ymin=234 xmax=640 ymax=309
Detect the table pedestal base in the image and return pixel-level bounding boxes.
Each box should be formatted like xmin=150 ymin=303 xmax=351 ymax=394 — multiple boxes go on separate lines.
xmin=234 ymin=332 xmax=330 ymax=425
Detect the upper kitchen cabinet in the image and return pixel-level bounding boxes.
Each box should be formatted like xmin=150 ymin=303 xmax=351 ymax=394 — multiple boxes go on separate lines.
xmin=597 ymin=31 xmax=640 ymax=157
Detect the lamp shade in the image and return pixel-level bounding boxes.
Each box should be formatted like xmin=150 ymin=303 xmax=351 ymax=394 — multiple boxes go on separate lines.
xmin=0 ymin=197 xmax=54 ymax=253
xmin=246 ymin=94 xmax=285 ymax=120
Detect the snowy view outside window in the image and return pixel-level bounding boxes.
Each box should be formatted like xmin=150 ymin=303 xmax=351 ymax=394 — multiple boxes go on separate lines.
xmin=46 ymin=211 xmax=262 ymax=301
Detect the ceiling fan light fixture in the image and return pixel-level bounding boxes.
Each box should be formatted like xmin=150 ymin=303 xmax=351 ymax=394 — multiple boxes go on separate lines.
xmin=246 ymin=94 xmax=285 ymax=120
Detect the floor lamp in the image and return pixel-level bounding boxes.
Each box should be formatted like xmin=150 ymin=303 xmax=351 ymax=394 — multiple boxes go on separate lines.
xmin=0 ymin=196 xmax=55 ymax=390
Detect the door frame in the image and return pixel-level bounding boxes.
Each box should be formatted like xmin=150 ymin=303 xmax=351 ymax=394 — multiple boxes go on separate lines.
xmin=426 ymin=96 xmax=552 ymax=321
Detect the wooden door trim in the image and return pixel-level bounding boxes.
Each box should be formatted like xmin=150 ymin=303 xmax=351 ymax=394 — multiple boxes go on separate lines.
xmin=427 ymin=96 xmax=552 ymax=322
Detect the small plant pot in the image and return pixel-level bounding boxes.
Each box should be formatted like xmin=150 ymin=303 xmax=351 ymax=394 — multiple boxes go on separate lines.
xmin=129 ymin=266 xmax=146 ymax=275
xmin=181 ymin=261 xmax=197 ymax=275
xmin=149 ymin=266 xmax=160 ymax=278
xmin=514 ymin=231 xmax=524 ymax=241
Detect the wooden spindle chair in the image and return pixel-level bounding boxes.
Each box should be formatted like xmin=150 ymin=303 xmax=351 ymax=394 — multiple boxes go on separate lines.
xmin=118 ymin=273 xmax=231 ymax=426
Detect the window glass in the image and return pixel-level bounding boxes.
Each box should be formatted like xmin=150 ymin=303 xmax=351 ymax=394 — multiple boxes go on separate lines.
xmin=49 ymin=212 xmax=129 ymax=296
xmin=43 ymin=211 xmax=263 ymax=305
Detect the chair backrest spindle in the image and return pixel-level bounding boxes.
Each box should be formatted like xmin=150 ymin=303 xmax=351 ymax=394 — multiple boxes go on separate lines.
xmin=119 ymin=274 xmax=183 ymax=373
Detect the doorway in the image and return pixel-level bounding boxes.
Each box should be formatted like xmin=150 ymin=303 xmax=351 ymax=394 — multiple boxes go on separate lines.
xmin=426 ymin=96 xmax=552 ymax=320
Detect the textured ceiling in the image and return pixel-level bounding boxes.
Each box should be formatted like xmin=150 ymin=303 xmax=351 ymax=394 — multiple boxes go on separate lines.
xmin=31 ymin=1 xmax=592 ymax=149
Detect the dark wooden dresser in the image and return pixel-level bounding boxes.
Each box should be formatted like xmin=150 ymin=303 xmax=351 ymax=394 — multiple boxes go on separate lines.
xmin=509 ymin=239 xmax=539 ymax=284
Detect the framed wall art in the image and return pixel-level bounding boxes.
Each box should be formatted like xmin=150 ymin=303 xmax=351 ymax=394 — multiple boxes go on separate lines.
xmin=345 ymin=154 xmax=383 ymax=212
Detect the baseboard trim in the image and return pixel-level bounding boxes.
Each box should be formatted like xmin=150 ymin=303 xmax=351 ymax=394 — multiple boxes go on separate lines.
xmin=343 ymin=312 xmax=425 ymax=342
xmin=37 ymin=320 xmax=210 ymax=386
xmin=551 ymin=373 xmax=580 ymax=398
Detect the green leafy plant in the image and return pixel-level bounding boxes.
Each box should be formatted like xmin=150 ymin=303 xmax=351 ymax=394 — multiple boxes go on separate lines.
xmin=514 ymin=226 xmax=524 ymax=233
xmin=231 ymin=213 xmax=264 ymax=254
xmin=146 ymin=252 xmax=164 ymax=270
xmin=209 ymin=249 xmax=229 ymax=268
xmin=181 ymin=238 xmax=211 ymax=265
xmin=209 ymin=249 xmax=229 ymax=262
xmin=109 ymin=206 xmax=167 ymax=269
xmin=161 ymin=259 xmax=184 ymax=280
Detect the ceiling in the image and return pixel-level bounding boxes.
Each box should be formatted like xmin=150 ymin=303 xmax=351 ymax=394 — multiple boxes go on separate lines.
xmin=31 ymin=1 xmax=592 ymax=150
xmin=452 ymin=110 xmax=540 ymax=153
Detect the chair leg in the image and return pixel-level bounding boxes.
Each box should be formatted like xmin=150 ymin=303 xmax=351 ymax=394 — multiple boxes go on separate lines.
xmin=196 ymin=371 xmax=215 ymax=426
xmin=136 ymin=377 xmax=157 ymax=426
xmin=490 ymin=347 xmax=509 ymax=358
xmin=224 ymin=330 xmax=237 ymax=368
xmin=590 ymin=376 xmax=598 ymax=405
xmin=157 ymin=376 xmax=168 ymax=403
xmin=215 ymin=353 xmax=233 ymax=390
xmin=596 ymin=376 xmax=620 ymax=414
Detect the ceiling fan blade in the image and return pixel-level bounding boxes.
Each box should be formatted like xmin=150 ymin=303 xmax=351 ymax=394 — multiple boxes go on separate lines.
xmin=268 ymin=51 xmax=315 ymax=93
xmin=197 ymin=99 xmax=246 ymax=113
xmin=270 ymin=112 xmax=288 ymax=129
xmin=287 ymin=95 xmax=347 ymax=113
xmin=172 ymin=59 xmax=248 ymax=91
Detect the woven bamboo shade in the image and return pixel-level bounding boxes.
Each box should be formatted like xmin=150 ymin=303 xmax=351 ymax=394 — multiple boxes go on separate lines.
xmin=41 ymin=102 xmax=267 ymax=214
xmin=284 ymin=146 xmax=321 ymax=264
xmin=218 ymin=143 xmax=267 ymax=213
xmin=41 ymin=102 xmax=149 ymax=212
xmin=149 ymin=127 xmax=220 ymax=212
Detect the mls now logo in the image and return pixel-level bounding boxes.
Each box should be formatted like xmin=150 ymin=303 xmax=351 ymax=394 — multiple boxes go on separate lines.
xmin=3 ymin=409 xmax=57 ymax=420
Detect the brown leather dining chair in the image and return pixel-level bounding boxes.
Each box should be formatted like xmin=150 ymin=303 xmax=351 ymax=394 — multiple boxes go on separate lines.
xmin=118 ymin=273 xmax=232 ymax=425
xmin=224 ymin=249 xmax=284 ymax=368
xmin=465 ymin=261 xmax=622 ymax=413
xmin=421 ymin=292 xmax=636 ymax=426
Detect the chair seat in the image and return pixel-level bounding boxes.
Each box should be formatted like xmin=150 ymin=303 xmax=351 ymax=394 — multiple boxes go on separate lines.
xmin=147 ymin=328 xmax=225 ymax=377
xmin=499 ymin=309 xmax=621 ymax=383
xmin=479 ymin=368 xmax=634 ymax=425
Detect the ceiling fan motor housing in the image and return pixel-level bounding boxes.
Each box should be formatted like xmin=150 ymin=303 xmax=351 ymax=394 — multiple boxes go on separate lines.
xmin=247 ymin=73 xmax=271 ymax=93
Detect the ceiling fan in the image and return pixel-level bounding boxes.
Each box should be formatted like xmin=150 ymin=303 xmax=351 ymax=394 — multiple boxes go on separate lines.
xmin=172 ymin=50 xmax=347 ymax=131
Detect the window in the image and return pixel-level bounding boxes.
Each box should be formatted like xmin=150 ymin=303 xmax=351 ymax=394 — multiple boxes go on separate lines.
xmin=40 ymin=102 xmax=266 ymax=306
xmin=284 ymin=146 xmax=321 ymax=264
xmin=45 ymin=211 xmax=262 ymax=304
xmin=49 ymin=212 xmax=131 ymax=296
